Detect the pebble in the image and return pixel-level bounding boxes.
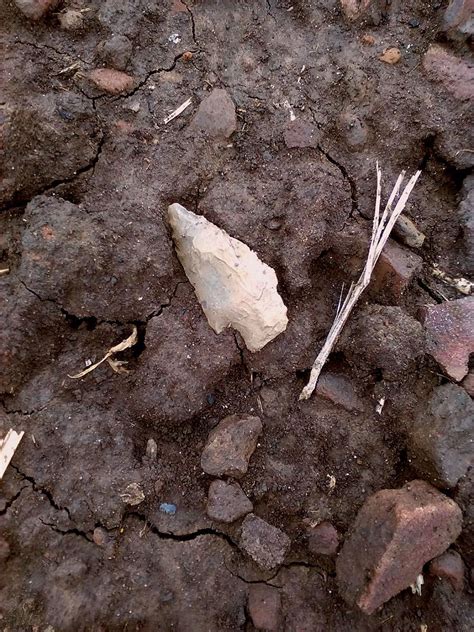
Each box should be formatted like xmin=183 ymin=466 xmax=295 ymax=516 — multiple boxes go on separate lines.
xmin=88 ymin=68 xmax=135 ymax=95
xmin=307 ymin=521 xmax=339 ymax=556
xmin=146 ymin=438 xmax=158 ymax=460
xmin=201 ymin=414 xmax=262 ymax=478
xmin=379 ymin=47 xmax=401 ymax=64
xmin=423 ymin=45 xmax=474 ymax=101
xmin=407 ymin=383 xmax=474 ymax=488
xmin=316 ymin=372 xmax=365 ymax=412
xmin=372 ymin=239 xmax=423 ymax=300
xmin=422 ymin=296 xmax=474 ymax=382
xmin=14 ymin=0 xmax=57 ymax=21
xmin=361 ymin=34 xmax=376 ymax=46
xmin=92 ymin=527 xmax=108 ymax=547
xmin=58 ymin=9 xmax=84 ymax=31
xmin=206 ymin=479 xmax=253 ymax=523
xmin=247 ymin=584 xmax=281 ymax=632
xmin=239 ymin=513 xmax=290 ymax=571
xmin=188 ymin=88 xmax=237 ymax=139
xmin=394 ymin=214 xmax=426 ymax=248
xmin=119 ymin=483 xmax=145 ymax=506
xmin=96 ymin=35 xmax=133 ymax=71
xmin=336 ymin=480 xmax=462 ymax=614
xmin=429 ymin=549 xmax=465 ymax=591
xmin=159 ymin=502 xmax=177 ymax=515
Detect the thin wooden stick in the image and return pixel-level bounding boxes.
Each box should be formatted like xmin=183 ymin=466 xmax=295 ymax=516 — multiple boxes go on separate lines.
xmin=299 ymin=165 xmax=421 ymax=401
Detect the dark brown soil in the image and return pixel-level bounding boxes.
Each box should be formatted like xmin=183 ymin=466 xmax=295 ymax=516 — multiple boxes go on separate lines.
xmin=1 ymin=1 xmax=473 ymax=630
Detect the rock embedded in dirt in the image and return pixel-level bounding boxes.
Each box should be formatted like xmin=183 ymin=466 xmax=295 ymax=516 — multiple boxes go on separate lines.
xmin=247 ymin=584 xmax=281 ymax=631
xmin=342 ymin=305 xmax=425 ymax=381
xmin=423 ymin=45 xmax=474 ymax=101
xmin=380 ymin=47 xmax=401 ymax=64
xmin=428 ymin=549 xmax=465 ymax=591
xmin=96 ymin=35 xmax=133 ymax=71
xmin=407 ymin=383 xmax=474 ymax=488
xmin=239 ymin=514 xmax=291 ymax=571
xmin=443 ymin=0 xmax=474 ymax=37
xmin=92 ymin=527 xmax=108 ymax=547
xmin=316 ymin=373 xmax=364 ymax=412
xmin=88 ymin=68 xmax=135 ymax=95
xmin=188 ymin=88 xmax=237 ymax=139
xmin=394 ymin=214 xmax=426 ymax=248
xmin=201 ymin=414 xmax=262 ymax=478
xmin=168 ymin=203 xmax=288 ymax=352
xmin=422 ymin=296 xmax=474 ymax=382
xmin=336 ymin=480 xmax=463 ymax=614
xmin=58 ymin=9 xmax=84 ymax=31
xmin=283 ymin=119 xmax=319 ymax=149
xmin=119 ymin=483 xmax=145 ymax=506
xmin=14 ymin=0 xmax=58 ymax=20
xmin=206 ymin=480 xmax=253 ymax=523
xmin=340 ymin=0 xmax=377 ymax=21
xmin=307 ymin=521 xmax=339 ymax=556
xmin=372 ymin=239 xmax=423 ymax=301
xmin=459 ymin=175 xmax=474 ymax=274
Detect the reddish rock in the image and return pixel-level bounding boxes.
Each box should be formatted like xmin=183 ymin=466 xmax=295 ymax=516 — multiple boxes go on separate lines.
xmin=423 ymin=45 xmax=474 ymax=101
xmin=372 ymin=239 xmax=423 ymax=300
xmin=308 ymin=521 xmax=339 ymax=556
xmin=380 ymin=47 xmax=401 ymax=65
xmin=408 ymin=383 xmax=474 ymax=488
xmin=201 ymin=414 xmax=262 ymax=478
xmin=462 ymin=371 xmax=474 ymax=396
xmin=316 ymin=373 xmax=364 ymax=412
xmin=14 ymin=0 xmax=58 ymax=20
xmin=206 ymin=479 xmax=253 ymax=523
xmin=429 ymin=549 xmax=465 ymax=591
xmin=248 ymin=584 xmax=281 ymax=631
xmin=340 ymin=0 xmax=373 ymax=21
xmin=283 ymin=119 xmax=319 ymax=149
xmin=240 ymin=514 xmax=291 ymax=570
xmin=336 ymin=480 xmax=463 ymax=614
xmin=422 ymin=296 xmax=474 ymax=382
xmin=88 ymin=68 xmax=135 ymax=95
xmin=189 ymin=89 xmax=237 ymax=140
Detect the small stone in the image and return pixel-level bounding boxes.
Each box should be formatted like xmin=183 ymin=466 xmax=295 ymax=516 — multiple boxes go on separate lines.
xmin=316 ymin=373 xmax=365 ymax=412
xmin=14 ymin=0 xmax=58 ymax=21
xmin=372 ymin=239 xmax=423 ymax=300
xmin=308 ymin=521 xmax=339 ymax=556
xmin=0 ymin=536 xmax=11 ymax=561
xmin=462 ymin=371 xmax=474 ymax=396
xmin=146 ymin=438 xmax=158 ymax=460
xmin=408 ymin=17 xmax=421 ymax=28
xmin=154 ymin=479 xmax=164 ymax=494
xmin=283 ymin=119 xmax=319 ymax=149
xmin=361 ymin=34 xmax=376 ymax=45
xmin=423 ymin=45 xmax=474 ymax=101
xmin=239 ymin=514 xmax=291 ymax=571
xmin=201 ymin=414 xmax=263 ymax=477
xmin=336 ymin=480 xmax=463 ymax=614
xmin=96 ymin=35 xmax=133 ymax=71
xmin=380 ymin=47 xmax=401 ymax=64
xmin=264 ymin=218 xmax=282 ymax=231
xmin=339 ymin=109 xmax=368 ymax=149
xmin=393 ymin=214 xmax=426 ymax=248
xmin=206 ymin=479 xmax=253 ymax=523
xmin=58 ymin=9 xmax=84 ymax=31
xmin=407 ymin=383 xmax=474 ymax=488
xmin=92 ymin=527 xmax=108 ymax=547
xmin=89 ymin=68 xmax=135 ymax=95
xmin=182 ymin=51 xmax=193 ymax=62
xmin=340 ymin=0 xmax=374 ymax=21
xmin=422 ymin=296 xmax=474 ymax=382
xmin=159 ymin=502 xmax=177 ymax=515
xmin=120 ymin=483 xmax=145 ymax=506
xmin=428 ymin=549 xmax=465 ymax=591
xmin=248 ymin=584 xmax=281 ymax=632
xmin=188 ymin=88 xmax=237 ymax=139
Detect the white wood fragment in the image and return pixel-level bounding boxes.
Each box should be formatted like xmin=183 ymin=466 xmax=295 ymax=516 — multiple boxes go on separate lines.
xmin=0 ymin=429 xmax=25 ymax=480
xmin=163 ymin=97 xmax=192 ymax=124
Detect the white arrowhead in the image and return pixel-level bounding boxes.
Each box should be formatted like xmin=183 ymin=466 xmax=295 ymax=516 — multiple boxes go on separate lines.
xmin=168 ymin=203 xmax=288 ymax=352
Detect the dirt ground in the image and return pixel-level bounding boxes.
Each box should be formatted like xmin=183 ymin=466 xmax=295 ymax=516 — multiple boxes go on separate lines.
xmin=1 ymin=1 xmax=473 ymax=630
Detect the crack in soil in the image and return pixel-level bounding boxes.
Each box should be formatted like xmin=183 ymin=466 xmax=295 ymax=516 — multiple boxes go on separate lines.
xmin=0 ymin=484 xmax=28 ymax=516
xmin=40 ymin=518 xmax=93 ymax=542
xmin=15 ymin=38 xmax=91 ymax=66
xmin=317 ymin=145 xmax=359 ymax=219
xmin=11 ymin=465 xmax=73 ymax=521
xmin=182 ymin=1 xmax=198 ymax=46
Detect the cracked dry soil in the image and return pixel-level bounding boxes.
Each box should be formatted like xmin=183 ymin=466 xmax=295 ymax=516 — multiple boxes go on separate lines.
xmin=1 ymin=1 xmax=473 ymax=631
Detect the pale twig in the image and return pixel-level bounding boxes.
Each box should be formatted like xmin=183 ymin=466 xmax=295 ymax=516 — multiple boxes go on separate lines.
xmin=299 ymin=165 xmax=421 ymax=400
xmin=163 ymin=97 xmax=192 ymax=124
xmin=0 ymin=429 xmax=24 ymax=479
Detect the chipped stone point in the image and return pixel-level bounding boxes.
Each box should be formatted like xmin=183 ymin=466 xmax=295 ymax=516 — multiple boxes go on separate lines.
xmin=168 ymin=203 xmax=288 ymax=352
